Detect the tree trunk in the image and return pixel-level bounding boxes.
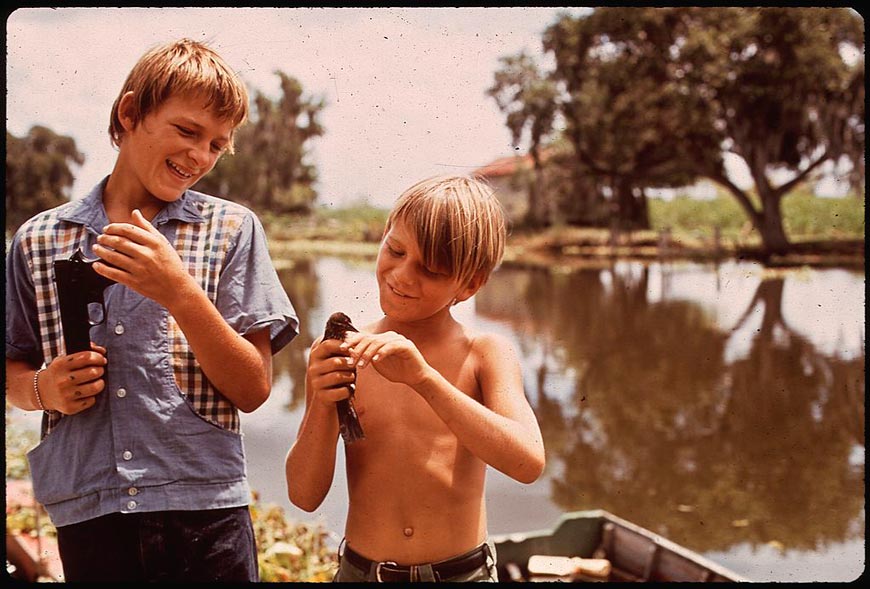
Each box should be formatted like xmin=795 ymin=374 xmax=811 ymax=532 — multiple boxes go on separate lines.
xmin=525 ymin=149 xmax=549 ymax=228
xmin=633 ymin=187 xmax=651 ymax=230
xmin=614 ymin=179 xmax=650 ymax=230
xmin=525 ymin=147 xmax=546 ymax=228
xmin=709 ymin=172 xmax=790 ymax=258
xmin=757 ymin=192 xmax=790 ymax=256
xmin=571 ymin=153 xmax=603 ymax=226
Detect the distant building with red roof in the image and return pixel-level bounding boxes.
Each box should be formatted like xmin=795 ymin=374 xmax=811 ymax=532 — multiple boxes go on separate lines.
xmin=474 ymin=154 xmax=534 ymax=224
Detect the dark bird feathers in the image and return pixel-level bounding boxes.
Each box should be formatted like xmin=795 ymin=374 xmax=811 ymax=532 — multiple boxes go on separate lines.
xmin=323 ymin=312 xmax=365 ymax=444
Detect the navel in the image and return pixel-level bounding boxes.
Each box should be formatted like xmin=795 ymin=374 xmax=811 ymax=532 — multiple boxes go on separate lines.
xmin=403 ymin=526 xmax=414 ymax=538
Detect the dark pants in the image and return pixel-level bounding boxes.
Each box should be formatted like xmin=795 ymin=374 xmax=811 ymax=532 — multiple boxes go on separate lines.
xmin=55 ymin=506 xmax=258 ymax=582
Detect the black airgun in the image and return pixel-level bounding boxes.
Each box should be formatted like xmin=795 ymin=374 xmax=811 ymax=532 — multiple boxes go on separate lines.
xmin=53 ymin=248 xmax=117 ymax=354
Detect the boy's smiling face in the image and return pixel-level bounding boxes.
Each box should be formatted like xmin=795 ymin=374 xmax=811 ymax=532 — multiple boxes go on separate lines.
xmin=116 ymin=92 xmax=234 ymax=203
xmin=376 ymin=218 xmax=479 ymax=323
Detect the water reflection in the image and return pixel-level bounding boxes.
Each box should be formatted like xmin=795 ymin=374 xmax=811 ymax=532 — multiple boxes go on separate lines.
xmin=475 ymin=264 xmax=865 ymax=558
xmin=265 ymin=255 xmax=864 ymax=580
xmin=272 ymin=257 xmax=319 ymax=411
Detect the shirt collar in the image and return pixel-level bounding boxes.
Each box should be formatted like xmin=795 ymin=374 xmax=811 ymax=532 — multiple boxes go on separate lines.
xmin=58 ymin=177 xmax=205 ymax=230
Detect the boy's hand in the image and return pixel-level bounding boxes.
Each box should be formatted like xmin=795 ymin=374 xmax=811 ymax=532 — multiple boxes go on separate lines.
xmin=344 ymin=331 xmax=431 ymax=388
xmin=39 ymin=344 xmax=107 ymax=415
xmin=92 ymin=209 xmax=193 ymax=308
xmin=307 ymin=337 xmax=357 ymax=407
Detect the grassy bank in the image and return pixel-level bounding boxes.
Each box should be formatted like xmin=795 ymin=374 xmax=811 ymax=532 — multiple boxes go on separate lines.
xmin=648 ymin=188 xmax=864 ymax=243
xmin=262 ymin=192 xmax=864 ymax=268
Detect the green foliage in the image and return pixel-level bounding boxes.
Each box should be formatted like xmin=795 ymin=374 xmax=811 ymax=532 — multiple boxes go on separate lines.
xmin=781 ymin=192 xmax=865 ymax=236
xmin=649 ymin=195 xmax=746 ymax=235
xmin=5 ymin=127 xmax=85 ymax=234
xmin=194 ymin=71 xmax=325 ymax=215
xmin=5 ymin=408 xmax=39 ymax=480
xmin=648 ymin=191 xmax=864 ymax=241
xmin=250 ymin=497 xmax=338 ymax=582
xmin=531 ymin=7 xmax=864 ymax=251
xmin=319 ymin=203 xmax=387 ymax=230
xmin=540 ymin=8 xmax=724 ymax=230
xmin=263 ymin=204 xmax=387 ymax=243
xmin=489 ymin=52 xmax=560 ymax=226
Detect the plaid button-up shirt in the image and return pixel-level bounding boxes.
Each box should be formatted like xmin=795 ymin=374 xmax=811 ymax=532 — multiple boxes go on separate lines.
xmin=6 ymin=178 xmax=298 ymax=526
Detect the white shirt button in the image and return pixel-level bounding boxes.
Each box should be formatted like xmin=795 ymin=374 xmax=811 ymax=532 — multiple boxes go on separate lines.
xmin=122 ymin=450 xmax=133 ymax=461
xmin=114 ymin=323 xmax=125 ymax=335
xmin=116 ymin=388 xmax=127 ymax=398
xmin=127 ymin=500 xmax=137 ymax=510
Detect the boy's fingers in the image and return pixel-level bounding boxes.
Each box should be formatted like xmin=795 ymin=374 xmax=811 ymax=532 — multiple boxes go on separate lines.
xmin=320 ymin=386 xmax=352 ymax=402
xmin=313 ymin=339 xmax=346 ymax=359
xmin=343 ymin=331 xmax=363 ymax=346
xmin=354 ymin=342 xmax=384 ymax=367
xmin=95 ymin=234 xmax=147 ymax=259
xmin=89 ymin=342 xmax=107 ymax=355
xmin=100 ymin=223 xmax=152 ymax=246
xmin=102 ymin=211 xmax=161 ymax=244
xmin=131 ymin=209 xmax=160 ymax=234
xmin=63 ymin=350 xmax=108 ymax=369
xmin=333 ymin=356 xmax=355 ymax=369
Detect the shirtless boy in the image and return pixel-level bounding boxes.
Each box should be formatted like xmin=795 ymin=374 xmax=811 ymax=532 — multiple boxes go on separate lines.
xmin=285 ymin=174 xmax=545 ymax=582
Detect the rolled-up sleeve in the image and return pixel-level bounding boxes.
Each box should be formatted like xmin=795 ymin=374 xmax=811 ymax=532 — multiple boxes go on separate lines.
xmin=215 ymin=213 xmax=299 ymax=355
xmin=5 ymin=231 xmax=43 ymax=366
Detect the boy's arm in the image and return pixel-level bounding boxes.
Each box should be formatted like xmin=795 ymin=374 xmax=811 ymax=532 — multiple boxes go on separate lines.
xmin=92 ymin=209 xmax=272 ymax=412
xmin=346 ymin=331 xmax=546 ymax=484
xmin=285 ymin=337 xmax=355 ymax=511
xmin=167 ymin=290 xmax=273 ymax=413
xmin=418 ymin=333 xmax=545 ymax=484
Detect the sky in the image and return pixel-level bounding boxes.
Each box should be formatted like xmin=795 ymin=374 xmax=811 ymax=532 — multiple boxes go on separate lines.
xmin=6 ymin=6 xmax=852 ymax=210
xmin=6 ymin=6 xmax=592 ymax=209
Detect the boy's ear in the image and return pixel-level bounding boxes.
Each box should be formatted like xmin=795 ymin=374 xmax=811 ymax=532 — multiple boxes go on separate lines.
xmin=117 ymin=91 xmax=137 ymax=132
xmin=454 ymin=273 xmax=486 ymax=305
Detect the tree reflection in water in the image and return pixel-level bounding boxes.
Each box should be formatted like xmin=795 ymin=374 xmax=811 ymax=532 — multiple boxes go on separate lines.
xmin=476 ymin=264 xmax=864 ymax=556
xmin=273 ymin=258 xmax=319 ymax=411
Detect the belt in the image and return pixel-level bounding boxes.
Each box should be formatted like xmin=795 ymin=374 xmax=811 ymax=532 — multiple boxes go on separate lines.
xmin=343 ymin=543 xmax=488 ymax=582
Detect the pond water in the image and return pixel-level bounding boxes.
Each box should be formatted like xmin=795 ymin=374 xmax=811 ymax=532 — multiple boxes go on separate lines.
xmin=247 ymin=255 xmax=865 ymax=583
xmin=10 ymin=255 xmax=864 ymax=582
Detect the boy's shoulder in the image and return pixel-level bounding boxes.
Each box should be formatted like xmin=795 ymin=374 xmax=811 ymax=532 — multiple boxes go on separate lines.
xmin=185 ymin=189 xmax=258 ymax=220
xmin=467 ymin=328 xmax=513 ymax=353
xmin=182 ymin=189 xmax=266 ymax=235
xmin=14 ymin=198 xmax=84 ymax=239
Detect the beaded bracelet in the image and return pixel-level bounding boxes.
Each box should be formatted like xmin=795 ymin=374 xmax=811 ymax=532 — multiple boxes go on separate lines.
xmin=33 ymin=368 xmax=47 ymax=411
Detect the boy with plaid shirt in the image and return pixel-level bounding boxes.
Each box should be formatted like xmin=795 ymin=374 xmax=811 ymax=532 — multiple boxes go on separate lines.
xmin=5 ymin=38 xmax=297 ymax=582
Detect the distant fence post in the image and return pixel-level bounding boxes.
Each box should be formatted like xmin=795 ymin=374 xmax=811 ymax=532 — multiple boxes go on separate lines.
xmin=713 ymin=225 xmax=722 ymax=258
xmin=658 ymin=226 xmax=672 ymax=258
xmin=609 ymin=219 xmax=620 ymax=254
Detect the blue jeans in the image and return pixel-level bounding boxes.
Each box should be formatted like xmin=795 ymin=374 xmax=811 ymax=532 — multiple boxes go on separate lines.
xmin=333 ymin=540 xmax=498 ymax=582
xmin=55 ymin=507 xmax=258 ymax=582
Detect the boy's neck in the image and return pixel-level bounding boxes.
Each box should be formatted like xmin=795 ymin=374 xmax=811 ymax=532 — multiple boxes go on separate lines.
xmin=103 ymin=172 xmax=165 ymax=223
xmin=380 ymin=308 xmax=461 ymax=343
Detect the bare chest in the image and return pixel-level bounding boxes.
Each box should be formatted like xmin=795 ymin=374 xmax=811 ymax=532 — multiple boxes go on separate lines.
xmin=351 ymin=351 xmax=480 ymax=441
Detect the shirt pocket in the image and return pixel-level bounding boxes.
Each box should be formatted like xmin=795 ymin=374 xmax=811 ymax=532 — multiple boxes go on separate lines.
xmin=26 ymin=409 xmax=114 ymax=507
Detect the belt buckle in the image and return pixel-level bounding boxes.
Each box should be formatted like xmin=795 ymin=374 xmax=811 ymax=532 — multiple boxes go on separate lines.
xmin=375 ymin=560 xmax=400 ymax=582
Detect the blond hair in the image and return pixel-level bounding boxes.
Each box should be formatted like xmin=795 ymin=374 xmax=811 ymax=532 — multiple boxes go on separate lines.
xmin=108 ymin=38 xmax=249 ymax=152
xmin=385 ymin=175 xmax=507 ymax=288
